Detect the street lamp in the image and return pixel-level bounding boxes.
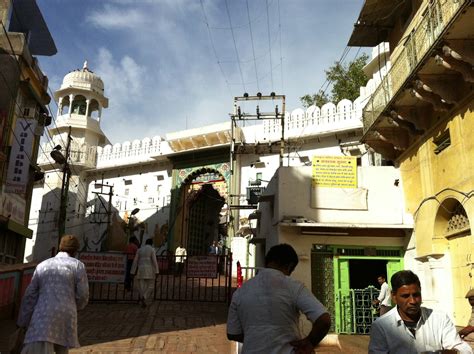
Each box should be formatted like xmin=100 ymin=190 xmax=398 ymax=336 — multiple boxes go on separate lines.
xmin=50 ymin=127 xmax=72 ymax=250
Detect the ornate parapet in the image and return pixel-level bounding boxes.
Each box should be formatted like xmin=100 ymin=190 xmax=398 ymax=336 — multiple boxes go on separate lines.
xmin=261 ymin=99 xmax=363 ymax=141
xmin=96 ymin=136 xmax=165 ymax=168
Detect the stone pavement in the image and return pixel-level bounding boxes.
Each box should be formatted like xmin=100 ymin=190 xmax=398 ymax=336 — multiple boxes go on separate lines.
xmin=70 ymin=301 xmax=370 ymax=353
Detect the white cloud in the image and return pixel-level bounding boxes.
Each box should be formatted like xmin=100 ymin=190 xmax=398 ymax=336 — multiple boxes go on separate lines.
xmin=96 ymin=48 xmax=145 ymax=98
xmin=85 ymin=5 xmax=149 ymax=30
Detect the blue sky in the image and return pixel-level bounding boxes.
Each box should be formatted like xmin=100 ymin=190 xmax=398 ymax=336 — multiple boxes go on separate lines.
xmin=36 ymin=0 xmax=364 ymax=144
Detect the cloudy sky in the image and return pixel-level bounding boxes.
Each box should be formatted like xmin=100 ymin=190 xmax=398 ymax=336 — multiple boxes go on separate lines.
xmin=36 ymin=0 xmax=365 ymax=144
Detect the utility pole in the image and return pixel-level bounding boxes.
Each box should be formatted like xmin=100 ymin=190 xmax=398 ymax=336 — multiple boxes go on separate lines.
xmin=92 ymin=180 xmax=114 ymax=240
xmin=56 ymin=126 xmax=72 ymax=249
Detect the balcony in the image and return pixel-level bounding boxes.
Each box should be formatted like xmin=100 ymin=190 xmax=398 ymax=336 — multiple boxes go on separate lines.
xmin=360 ymin=0 xmax=473 ymax=160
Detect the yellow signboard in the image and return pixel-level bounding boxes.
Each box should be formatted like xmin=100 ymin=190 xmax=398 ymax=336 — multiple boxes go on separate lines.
xmin=312 ymin=156 xmax=357 ymax=188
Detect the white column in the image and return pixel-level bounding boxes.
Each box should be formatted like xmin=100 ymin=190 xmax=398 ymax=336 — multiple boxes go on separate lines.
xmin=69 ymin=94 xmax=74 ymax=117
xmin=57 ymin=97 xmax=63 ymax=117
xmin=85 ymin=99 xmax=90 ymax=117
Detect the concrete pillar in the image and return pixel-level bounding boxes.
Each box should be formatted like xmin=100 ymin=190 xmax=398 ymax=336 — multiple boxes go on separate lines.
xmin=68 ymin=94 xmax=74 ymax=117
xmin=85 ymin=98 xmax=90 ymax=117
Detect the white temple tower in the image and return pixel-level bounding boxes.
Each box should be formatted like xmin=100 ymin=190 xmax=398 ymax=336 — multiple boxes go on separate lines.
xmin=27 ymin=62 xmax=110 ymax=261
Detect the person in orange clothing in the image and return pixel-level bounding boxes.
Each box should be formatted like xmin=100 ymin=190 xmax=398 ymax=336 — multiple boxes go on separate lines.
xmin=124 ymin=236 xmax=139 ymax=291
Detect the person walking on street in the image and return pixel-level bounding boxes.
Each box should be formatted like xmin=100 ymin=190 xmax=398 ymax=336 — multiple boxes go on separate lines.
xmin=175 ymin=244 xmax=187 ymax=276
xmin=17 ymin=235 xmax=89 ymax=354
xmin=227 ymin=243 xmax=331 ymax=354
xmin=131 ymin=238 xmax=159 ymax=307
xmin=124 ymin=236 xmax=139 ymax=291
xmin=372 ymin=275 xmax=391 ymax=316
xmin=369 ymin=270 xmax=472 ymax=354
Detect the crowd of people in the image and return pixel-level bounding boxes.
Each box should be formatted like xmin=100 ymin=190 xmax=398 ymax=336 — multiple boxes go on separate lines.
xmin=12 ymin=236 xmax=474 ymax=353
xmin=226 ymin=244 xmax=474 ymax=354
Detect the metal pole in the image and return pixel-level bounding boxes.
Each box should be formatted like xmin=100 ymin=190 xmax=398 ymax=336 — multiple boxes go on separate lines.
xmin=107 ymin=185 xmax=113 ymax=239
xmin=58 ymin=126 xmax=72 ymax=249
xmin=280 ymin=96 xmax=286 ymax=167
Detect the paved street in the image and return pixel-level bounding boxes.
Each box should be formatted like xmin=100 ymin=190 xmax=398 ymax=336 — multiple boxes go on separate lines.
xmin=71 ymin=301 xmax=370 ymax=353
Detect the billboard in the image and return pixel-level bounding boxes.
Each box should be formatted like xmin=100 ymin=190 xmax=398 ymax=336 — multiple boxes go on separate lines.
xmin=5 ymin=118 xmax=38 ymax=194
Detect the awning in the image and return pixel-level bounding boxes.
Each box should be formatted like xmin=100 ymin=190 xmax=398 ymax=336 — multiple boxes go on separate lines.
xmin=9 ymin=0 xmax=57 ymax=56
xmin=348 ymin=0 xmax=407 ymax=47
xmin=280 ymin=221 xmax=413 ymax=238
xmin=0 ymin=217 xmax=33 ymax=238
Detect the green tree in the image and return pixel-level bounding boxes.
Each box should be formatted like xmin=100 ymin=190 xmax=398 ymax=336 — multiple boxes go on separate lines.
xmin=300 ymin=53 xmax=369 ymax=107
xmin=300 ymin=90 xmax=329 ymax=108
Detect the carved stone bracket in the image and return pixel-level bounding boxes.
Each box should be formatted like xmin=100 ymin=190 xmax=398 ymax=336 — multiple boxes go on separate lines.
xmin=390 ymin=107 xmax=431 ymax=132
xmin=416 ymin=74 xmax=464 ymax=105
xmin=387 ymin=112 xmax=424 ymax=136
xmin=435 ymin=53 xmax=474 ymax=83
xmin=374 ymin=127 xmax=409 ymax=151
xmin=364 ymin=133 xmax=399 ymax=160
xmin=443 ymin=42 xmax=474 ymax=66
xmin=410 ymin=88 xmax=451 ymax=112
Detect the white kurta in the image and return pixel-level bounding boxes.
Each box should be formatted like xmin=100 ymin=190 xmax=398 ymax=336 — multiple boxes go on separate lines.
xmin=131 ymin=244 xmax=159 ymax=303
xmin=131 ymin=244 xmax=159 ymax=279
xmin=17 ymin=252 xmax=89 ymax=348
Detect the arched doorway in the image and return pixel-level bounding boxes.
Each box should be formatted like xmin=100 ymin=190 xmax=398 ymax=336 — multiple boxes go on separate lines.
xmin=176 ymin=168 xmax=227 ymax=255
xmin=434 ymin=198 xmax=472 ymax=325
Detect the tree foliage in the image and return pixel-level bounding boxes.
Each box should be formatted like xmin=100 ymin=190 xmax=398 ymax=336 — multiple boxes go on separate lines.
xmin=300 ymin=53 xmax=369 ymax=108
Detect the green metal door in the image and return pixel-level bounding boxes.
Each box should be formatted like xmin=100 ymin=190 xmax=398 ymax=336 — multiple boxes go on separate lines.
xmin=386 ymin=259 xmax=403 ymax=282
xmin=335 ymin=258 xmax=354 ymax=333
xmin=386 ymin=259 xmax=404 ymax=305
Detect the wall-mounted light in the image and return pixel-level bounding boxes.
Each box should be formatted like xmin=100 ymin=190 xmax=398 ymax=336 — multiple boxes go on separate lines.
xmin=250 ymin=160 xmax=266 ymax=168
xmin=299 ymin=156 xmax=311 ymax=166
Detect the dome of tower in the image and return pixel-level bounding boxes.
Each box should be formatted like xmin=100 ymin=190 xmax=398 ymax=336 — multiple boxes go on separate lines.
xmin=60 ymin=61 xmax=105 ymax=94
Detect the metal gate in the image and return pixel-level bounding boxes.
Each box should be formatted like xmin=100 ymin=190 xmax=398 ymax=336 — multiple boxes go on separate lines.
xmin=311 ymin=249 xmax=335 ymax=332
xmin=338 ymin=286 xmax=380 ymax=334
xmin=88 ymin=254 xmax=233 ymax=303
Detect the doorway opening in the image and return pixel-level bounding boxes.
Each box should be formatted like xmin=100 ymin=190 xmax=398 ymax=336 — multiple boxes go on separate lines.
xmin=349 ymin=259 xmax=388 ymax=289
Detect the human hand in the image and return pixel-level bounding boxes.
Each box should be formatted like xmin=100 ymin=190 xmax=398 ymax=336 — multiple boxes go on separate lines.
xmin=459 ymin=326 xmax=474 ymax=338
xmin=289 ymin=338 xmax=314 ymax=354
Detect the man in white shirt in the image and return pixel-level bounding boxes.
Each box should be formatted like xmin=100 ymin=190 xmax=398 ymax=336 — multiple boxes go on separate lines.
xmin=175 ymin=244 xmax=187 ymax=276
xmin=369 ymin=270 xmax=472 ymax=354
xmin=131 ymin=238 xmax=159 ymax=307
xmin=373 ymin=275 xmax=391 ymax=316
xmin=227 ymin=244 xmax=331 ymax=354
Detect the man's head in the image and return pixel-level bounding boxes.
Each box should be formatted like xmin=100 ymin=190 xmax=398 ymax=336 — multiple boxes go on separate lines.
xmin=129 ymin=236 xmax=139 ymax=245
xmin=465 ymin=289 xmax=474 ymax=307
xmin=59 ymin=235 xmax=80 ymax=256
xmin=377 ymin=275 xmax=386 ymax=285
xmin=391 ymin=270 xmax=422 ymax=321
xmin=264 ymin=244 xmax=299 ymax=275
xmin=145 ymin=238 xmax=153 ymax=246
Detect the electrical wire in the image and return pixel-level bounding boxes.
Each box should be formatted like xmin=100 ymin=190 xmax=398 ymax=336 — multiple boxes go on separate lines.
xmin=277 ymin=0 xmax=284 ymax=93
xmin=265 ymin=0 xmax=274 ymax=91
xmin=224 ymin=0 xmax=246 ymax=93
xmin=199 ymin=0 xmax=233 ymax=97
xmin=246 ymin=0 xmax=259 ymax=92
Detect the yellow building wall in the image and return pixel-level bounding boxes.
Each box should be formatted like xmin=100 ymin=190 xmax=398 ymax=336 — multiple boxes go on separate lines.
xmin=399 ymin=100 xmax=474 ymax=325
